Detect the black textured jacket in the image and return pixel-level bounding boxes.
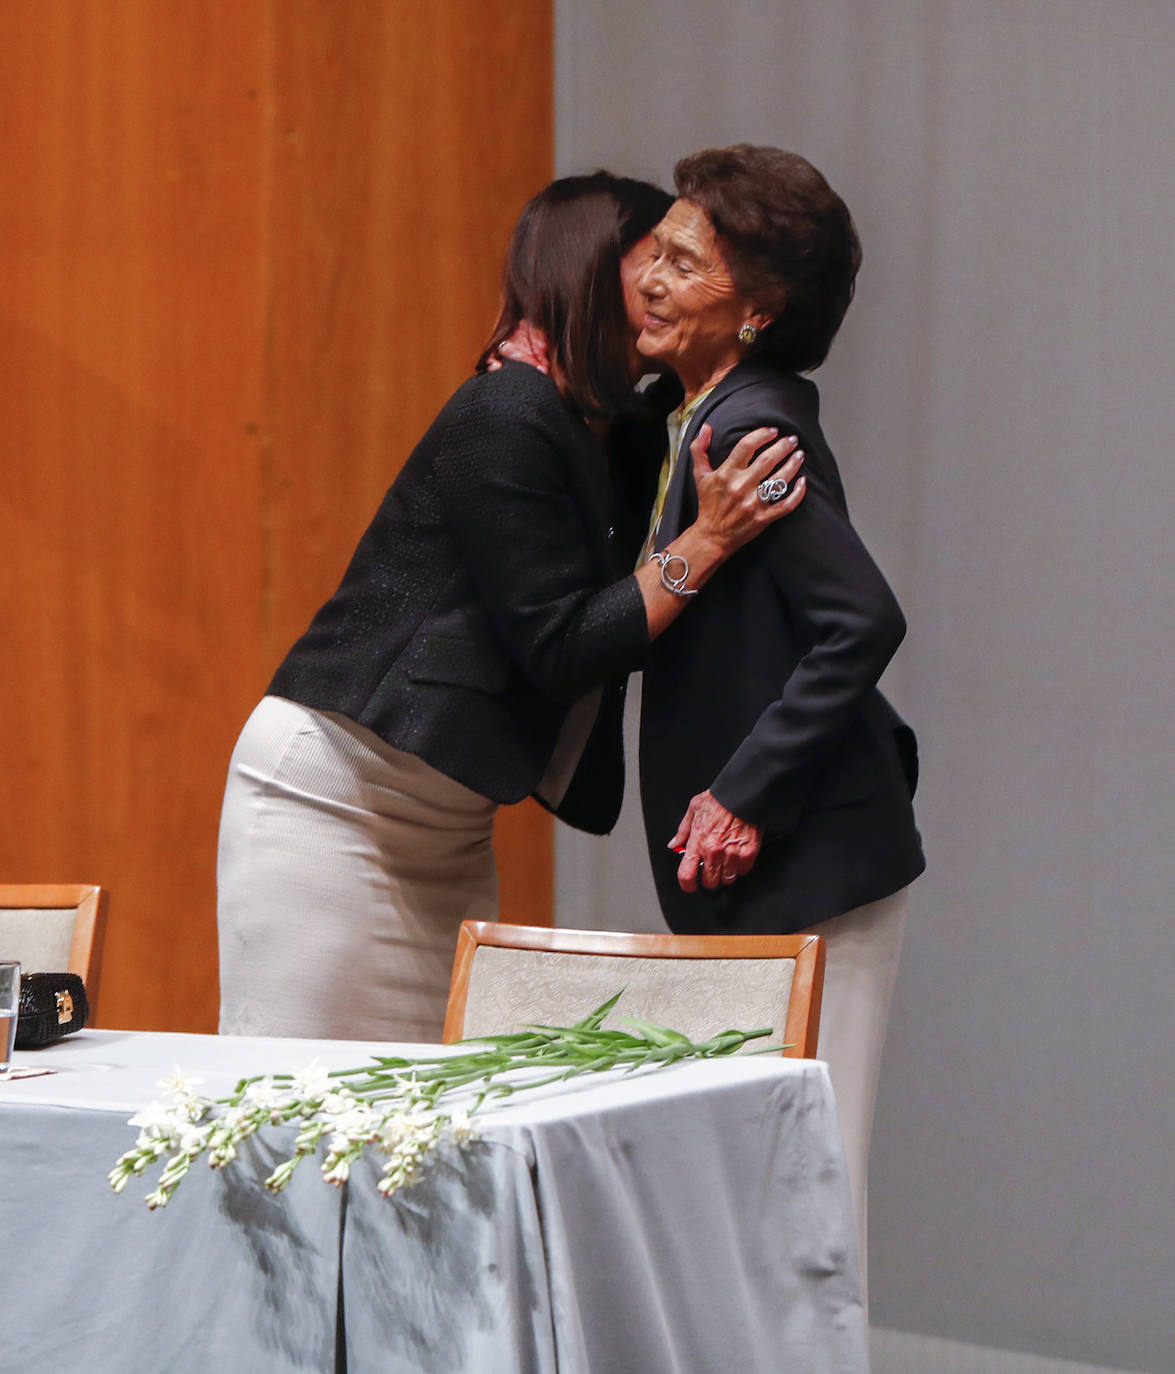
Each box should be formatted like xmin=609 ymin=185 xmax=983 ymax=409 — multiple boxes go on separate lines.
xmin=268 ymin=362 xmax=649 ymax=833
xmin=637 ymin=360 xmax=926 ymax=932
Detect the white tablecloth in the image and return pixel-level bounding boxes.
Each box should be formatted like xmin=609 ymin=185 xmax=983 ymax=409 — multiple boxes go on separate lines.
xmin=0 ymin=1031 xmax=868 ymax=1374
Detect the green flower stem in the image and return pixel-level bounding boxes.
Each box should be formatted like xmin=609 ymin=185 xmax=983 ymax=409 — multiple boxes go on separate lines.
xmin=114 ymin=997 xmax=780 ymax=1210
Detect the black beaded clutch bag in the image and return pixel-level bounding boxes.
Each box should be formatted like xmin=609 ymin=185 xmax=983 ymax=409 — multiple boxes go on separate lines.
xmin=15 ymin=972 xmax=90 ymax=1048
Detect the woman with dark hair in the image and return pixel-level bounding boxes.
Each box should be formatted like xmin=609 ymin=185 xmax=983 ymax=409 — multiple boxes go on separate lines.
xmin=216 ymin=171 xmax=805 ymax=1043
xmin=630 ymin=145 xmax=926 ymax=1278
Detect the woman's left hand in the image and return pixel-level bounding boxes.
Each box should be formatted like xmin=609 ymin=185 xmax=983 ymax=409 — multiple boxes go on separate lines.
xmin=670 ymin=790 xmax=763 ymax=891
xmin=692 ymin=424 xmax=806 ymax=554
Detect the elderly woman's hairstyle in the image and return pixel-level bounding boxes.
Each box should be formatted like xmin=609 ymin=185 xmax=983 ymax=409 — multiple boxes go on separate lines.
xmin=480 ymin=172 xmax=673 ymax=417
xmin=674 ymin=145 xmax=862 ymax=373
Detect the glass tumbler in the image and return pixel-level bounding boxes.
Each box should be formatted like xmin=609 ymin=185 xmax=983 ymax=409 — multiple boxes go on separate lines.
xmin=0 ymin=961 xmax=21 ymax=1074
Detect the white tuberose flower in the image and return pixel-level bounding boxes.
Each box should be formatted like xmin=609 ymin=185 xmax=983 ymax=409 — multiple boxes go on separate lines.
xmin=175 ymin=1121 xmax=211 ymax=1155
xmin=128 ymin=1102 xmax=179 ymax=1136
xmin=291 ymin=1062 xmax=332 ymax=1099
xmin=329 ymin=1102 xmax=377 ymax=1140
xmin=449 ymin=1109 xmax=478 ymax=1144
xmin=243 ymin=1077 xmax=285 ymax=1111
xmin=114 ymin=992 xmax=760 ymax=1211
xmin=157 ymin=1067 xmax=204 ymax=1101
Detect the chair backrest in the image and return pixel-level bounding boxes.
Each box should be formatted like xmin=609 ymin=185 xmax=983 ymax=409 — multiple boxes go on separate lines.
xmin=444 ymin=922 xmax=825 ymax=1057
xmin=0 ymin=885 xmax=109 ymax=1016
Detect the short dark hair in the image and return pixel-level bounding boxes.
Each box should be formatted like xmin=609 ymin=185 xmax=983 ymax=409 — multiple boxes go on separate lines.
xmin=673 ymin=145 xmax=862 ymax=373
xmin=480 ymin=172 xmax=673 ymax=417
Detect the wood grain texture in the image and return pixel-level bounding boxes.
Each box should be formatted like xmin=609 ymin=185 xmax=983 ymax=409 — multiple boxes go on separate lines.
xmin=0 ymin=884 xmax=109 ymax=1018
xmin=265 ymin=2 xmax=555 ymax=656
xmin=0 ymin=0 xmax=554 ymax=1032
xmin=0 ymin=1 xmax=268 ymax=1032
xmin=444 ymin=922 xmax=826 ymax=1056
xmin=264 ymin=1 xmax=556 ymax=947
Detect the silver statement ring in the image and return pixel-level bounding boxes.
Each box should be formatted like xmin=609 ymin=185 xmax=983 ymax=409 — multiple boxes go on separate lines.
xmin=757 ymin=476 xmax=789 ymax=505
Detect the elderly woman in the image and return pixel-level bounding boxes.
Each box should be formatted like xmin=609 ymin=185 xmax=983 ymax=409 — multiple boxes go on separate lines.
xmin=216 ymin=171 xmax=805 ymax=1045
xmin=631 ymin=145 xmax=926 ymax=1276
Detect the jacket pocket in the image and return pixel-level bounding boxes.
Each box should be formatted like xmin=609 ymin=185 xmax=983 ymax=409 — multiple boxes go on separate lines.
xmin=402 ymin=632 xmax=511 ymax=694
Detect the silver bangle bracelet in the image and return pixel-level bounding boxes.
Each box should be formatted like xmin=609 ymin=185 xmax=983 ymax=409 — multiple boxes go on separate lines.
xmin=647 ymin=550 xmax=699 ymax=599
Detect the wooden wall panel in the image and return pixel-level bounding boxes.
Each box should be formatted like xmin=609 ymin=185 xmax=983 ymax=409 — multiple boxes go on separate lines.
xmin=266 ymin=3 xmax=555 ymax=655
xmin=0 ymin=1 xmax=554 ymax=1032
xmin=0 ymin=1 xmax=268 ymax=1032
xmin=263 ymin=1 xmax=555 ymax=941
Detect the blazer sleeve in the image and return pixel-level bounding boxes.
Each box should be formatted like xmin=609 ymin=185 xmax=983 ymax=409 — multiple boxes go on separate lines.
xmin=432 ymin=374 xmax=650 ymax=705
xmin=706 ymin=406 xmax=907 ymax=834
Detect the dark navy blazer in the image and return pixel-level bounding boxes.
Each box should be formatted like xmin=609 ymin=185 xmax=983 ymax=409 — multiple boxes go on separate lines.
xmin=635 ymin=361 xmax=925 ymax=933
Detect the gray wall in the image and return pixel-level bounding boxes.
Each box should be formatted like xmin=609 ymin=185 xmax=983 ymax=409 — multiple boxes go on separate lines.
xmin=554 ymin=2 xmax=1175 ymax=1370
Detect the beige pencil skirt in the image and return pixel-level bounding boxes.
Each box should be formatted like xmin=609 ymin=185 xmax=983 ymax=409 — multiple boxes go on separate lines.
xmin=217 ymin=696 xmax=498 ymax=1043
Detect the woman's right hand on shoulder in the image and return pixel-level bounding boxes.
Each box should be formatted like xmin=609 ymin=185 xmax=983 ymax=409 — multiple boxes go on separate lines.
xmin=691 ymin=424 xmax=806 ymax=553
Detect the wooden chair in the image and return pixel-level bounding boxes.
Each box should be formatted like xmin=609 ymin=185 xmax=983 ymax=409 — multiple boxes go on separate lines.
xmin=444 ymin=922 xmax=825 ymax=1057
xmin=0 ymin=885 xmax=109 ymax=1018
